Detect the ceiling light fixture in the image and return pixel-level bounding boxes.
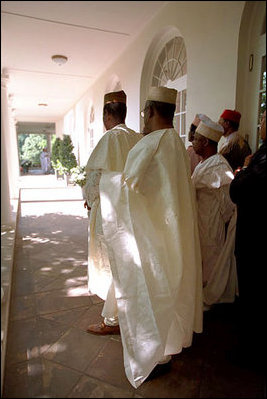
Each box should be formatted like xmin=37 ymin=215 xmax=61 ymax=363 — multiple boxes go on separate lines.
xmin=51 ymin=54 xmax=68 ymax=66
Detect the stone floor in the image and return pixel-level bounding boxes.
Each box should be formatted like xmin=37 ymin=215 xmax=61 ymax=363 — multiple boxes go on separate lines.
xmin=2 ymin=176 xmax=266 ymax=398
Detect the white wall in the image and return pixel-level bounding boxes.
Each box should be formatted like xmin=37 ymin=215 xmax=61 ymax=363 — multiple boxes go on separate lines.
xmin=58 ymin=1 xmax=245 ymax=160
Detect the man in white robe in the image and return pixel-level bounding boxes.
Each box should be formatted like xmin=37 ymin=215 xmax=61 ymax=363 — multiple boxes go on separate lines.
xmin=83 ymin=90 xmax=142 ymax=333
xmin=40 ymin=147 xmax=50 ymax=174
xmin=97 ymin=86 xmax=203 ymax=388
xmin=191 ymin=120 xmax=238 ymax=307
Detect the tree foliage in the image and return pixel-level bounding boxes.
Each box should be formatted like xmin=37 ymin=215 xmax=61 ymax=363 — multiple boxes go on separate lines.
xmin=18 ymin=134 xmax=29 ymax=160
xmin=21 ymin=134 xmax=47 ymax=166
xmin=58 ymin=135 xmax=77 ymax=174
xmin=51 ymin=137 xmax=62 ymax=169
xmin=51 ymin=135 xmax=78 ymax=174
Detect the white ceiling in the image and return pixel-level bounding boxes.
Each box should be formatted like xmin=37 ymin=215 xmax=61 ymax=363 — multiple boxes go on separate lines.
xmin=1 ymin=1 xmax=167 ymax=123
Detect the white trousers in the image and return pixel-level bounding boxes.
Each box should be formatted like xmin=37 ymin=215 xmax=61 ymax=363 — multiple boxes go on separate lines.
xmin=101 ymin=280 xmax=119 ymax=326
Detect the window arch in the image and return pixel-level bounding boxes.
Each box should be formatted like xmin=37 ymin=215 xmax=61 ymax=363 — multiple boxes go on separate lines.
xmin=151 ymin=36 xmax=187 ymax=86
xmin=140 ymin=28 xmax=187 ymax=143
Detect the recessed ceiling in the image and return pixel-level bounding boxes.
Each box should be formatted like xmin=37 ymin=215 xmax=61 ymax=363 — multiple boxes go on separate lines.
xmin=1 ymin=1 xmax=167 ymax=122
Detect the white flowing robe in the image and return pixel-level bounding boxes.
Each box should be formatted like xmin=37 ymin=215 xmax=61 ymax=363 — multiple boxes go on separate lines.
xmin=99 ymin=128 xmax=203 ymax=388
xmin=83 ymin=124 xmax=142 ymax=300
xmin=191 ymin=154 xmax=238 ymax=305
xmin=40 ymin=151 xmax=50 ymax=173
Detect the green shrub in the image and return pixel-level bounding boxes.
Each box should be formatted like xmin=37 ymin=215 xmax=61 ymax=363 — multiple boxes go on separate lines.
xmin=51 ymin=137 xmax=62 ymax=169
xmin=59 ymin=135 xmax=77 ymax=174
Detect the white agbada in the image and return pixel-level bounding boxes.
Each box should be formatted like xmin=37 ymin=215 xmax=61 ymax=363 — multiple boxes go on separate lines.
xmin=191 ymin=153 xmax=238 ymax=305
xmin=83 ymin=124 xmax=142 ymax=301
xmin=99 ymin=128 xmax=203 ymax=388
xmin=40 ymin=150 xmax=50 ymax=173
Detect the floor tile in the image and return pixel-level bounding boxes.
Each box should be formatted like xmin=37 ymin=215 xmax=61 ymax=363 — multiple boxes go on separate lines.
xmin=11 ymin=268 xmax=54 ymax=296
xmin=43 ymin=327 xmax=108 ymax=373
xmin=68 ymin=375 xmax=137 ymax=398
xmin=5 ymin=316 xmax=69 ymax=365
xmin=3 ymin=358 xmax=82 ymax=398
xmin=34 ymin=288 xmax=91 ymax=315
xmin=84 ymin=337 xmax=133 ymax=391
xmin=9 ymin=294 xmax=37 ymax=321
xmin=199 ymin=360 xmax=265 ymax=398
xmin=136 ymin=355 xmax=203 ymax=398
xmin=73 ymin=302 xmax=104 ymax=331
xmin=40 ymin=306 xmax=91 ymax=328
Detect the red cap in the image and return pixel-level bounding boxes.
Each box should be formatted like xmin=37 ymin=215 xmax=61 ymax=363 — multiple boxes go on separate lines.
xmin=220 ymin=109 xmax=241 ymax=123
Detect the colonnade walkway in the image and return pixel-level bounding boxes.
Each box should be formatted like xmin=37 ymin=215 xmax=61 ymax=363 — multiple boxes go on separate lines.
xmin=2 ymin=175 xmax=266 ymax=398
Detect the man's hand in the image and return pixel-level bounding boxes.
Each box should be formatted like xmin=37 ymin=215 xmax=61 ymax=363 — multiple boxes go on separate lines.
xmin=84 ymin=201 xmax=91 ymax=211
xmin=243 ymin=154 xmax=253 ymax=167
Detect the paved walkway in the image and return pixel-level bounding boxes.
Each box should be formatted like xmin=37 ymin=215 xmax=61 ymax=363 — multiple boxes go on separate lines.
xmin=2 ymin=176 xmax=266 ymax=397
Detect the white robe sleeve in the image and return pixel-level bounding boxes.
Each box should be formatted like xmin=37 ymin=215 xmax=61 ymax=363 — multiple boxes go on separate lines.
xmin=83 ymin=170 xmax=101 ymax=208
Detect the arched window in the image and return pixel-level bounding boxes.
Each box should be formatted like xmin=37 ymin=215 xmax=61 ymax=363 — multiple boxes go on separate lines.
xmin=152 ymin=36 xmax=187 ymax=86
xmin=152 ymin=36 xmax=187 ymax=143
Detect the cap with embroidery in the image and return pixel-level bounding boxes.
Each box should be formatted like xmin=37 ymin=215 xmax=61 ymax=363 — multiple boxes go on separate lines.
xmin=220 ymin=109 xmax=241 ymax=123
xmin=196 ymin=120 xmax=224 ymax=143
xmin=147 ymin=86 xmax=177 ymax=105
xmin=104 ymin=90 xmax=126 ymax=105
xmin=192 ymin=113 xmax=211 ymax=127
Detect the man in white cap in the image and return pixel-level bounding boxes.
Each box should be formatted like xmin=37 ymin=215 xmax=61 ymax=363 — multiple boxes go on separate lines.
xmin=186 ymin=113 xmax=211 ymax=174
xmin=191 ymin=119 xmax=238 ymax=308
xmin=95 ymin=86 xmax=203 ymax=388
xmin=83 ymin=90 xmax=142 ymax=334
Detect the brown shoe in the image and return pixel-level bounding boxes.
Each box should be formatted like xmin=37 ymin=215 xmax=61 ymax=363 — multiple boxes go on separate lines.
xmin=86 ymin=321 xmax=120 ymax=335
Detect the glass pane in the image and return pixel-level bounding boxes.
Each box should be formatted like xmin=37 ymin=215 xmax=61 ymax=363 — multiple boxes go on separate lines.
xmin=260 ymin=56 xmax=266 ymax=90
xmin=258 ymin=55 xmax=266 ymax=124
xmin=182 ymin=90 xmax=187 ymax=111
xmin=181 ymin=113 xmax=186 ymax=136
xmin=259 ymin=92 xmax=266 ymax=115
xmin=174 ymin=115 xmax=180 ymax=135
xmin=176 ymin=92 xmax=181 ymax=113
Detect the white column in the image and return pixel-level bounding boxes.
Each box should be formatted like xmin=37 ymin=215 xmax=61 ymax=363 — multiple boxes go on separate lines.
xmin=1 ymin=74 xmax=13 ymax=225
xmin=7 ymin=93 xmax=20 ymax=200
xmin=1 ymin=71 xmax=20 ymax=201
xmin=56 ymin=119 xmax=64 ymax=138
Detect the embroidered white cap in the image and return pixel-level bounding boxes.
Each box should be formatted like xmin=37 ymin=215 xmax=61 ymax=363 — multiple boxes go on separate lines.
xmin=192 ymin=114 xmax=211 ymax=126
xmin=147 ymin=86 xmax=177 ymax=105
xmin=196 ymin=120 xmax=224 ymax=143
